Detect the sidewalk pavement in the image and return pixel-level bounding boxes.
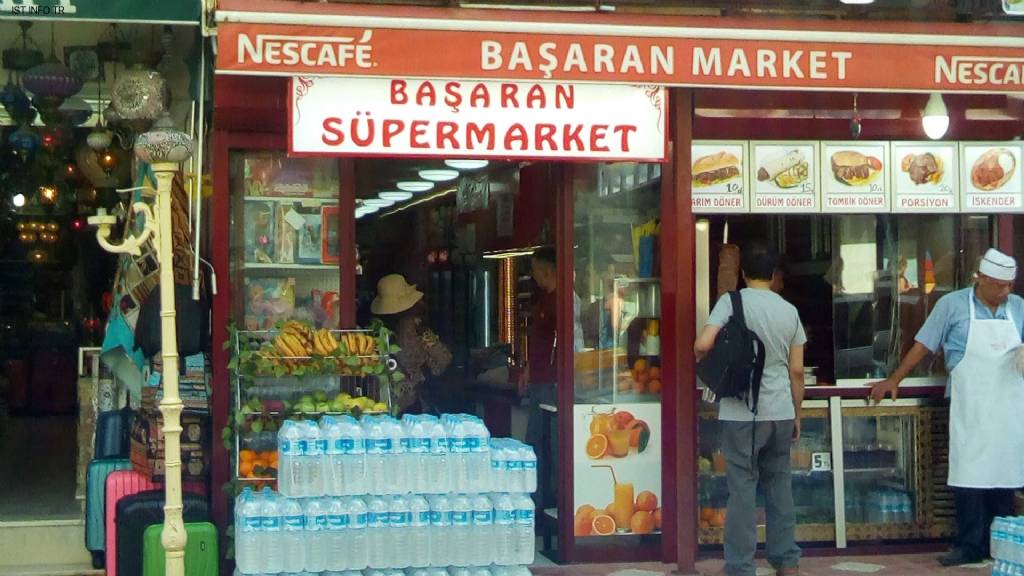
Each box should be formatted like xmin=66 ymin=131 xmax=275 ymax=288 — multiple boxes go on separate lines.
xmin=532 ymin=554 xmax=995 ymax=575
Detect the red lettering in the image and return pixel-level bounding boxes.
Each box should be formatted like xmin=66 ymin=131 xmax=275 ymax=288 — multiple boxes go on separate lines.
xmin=612 ymin=125 xmax=637 ymax=152
xmin=443 ymin=82 xmax=462 ymax=112
xmin=381 ymin=119 xmax=404 ymax=147
xmin=466 ymin=123 xmax=495 ymax=150
xmin=410 ymin=120 xmax=429 ymax=148
xmin=470 ymin=84 xmax=490 ymax=108
xmin=554 ymin=85 xmax=575 ymax=109
xmin=534 ymin=124 xmax=557 ymax=151
xmin=501 ymin=84 xmax=519 ymax=108
xmin=437 ymin=122 xmax=460 ymax=149
xmin=416 ymin=82 xmax=437 ymax=106
xmin=526 ymin=85 xmax=546 ymax=109
xmin=590 ymin=125 xmax=609 ymax=152
xmin=322 ymin=117 xmax=344 ymax=145
xmin=350 ymin=115 xmax=374 ymax=146
xmin=562 ymin=124 xmax=584 ymax=150
xmin=504 ymin=123 xmax=528 ymax=150
xmin=390 ymin=80 xmax=408 ymax=105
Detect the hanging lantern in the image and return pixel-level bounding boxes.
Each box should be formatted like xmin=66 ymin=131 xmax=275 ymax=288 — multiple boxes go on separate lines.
xmin=0 ymin=77 xmax=31 ymax=120
xmin=8 ymin=125 xmax=40 ymax=163
xmin=97 ymin=150 xmax=118 ymax=174
xmin=22 ymin=57 xmax=84 ymax=125
xmin=59 ymin=96 xmax=93 ymax=126
xmin=111 ymin=64 xmax=167 ymax=121
xmin=2 ymin=23 xmax=44 ymax=72
xmin=156 ymin=26 xmax=190 ymax=107
xmin=87 ymin=127 xmax=113 ymax=151
xmin=102 ymin=102 xmax=122 ymax=126
xmin=38 ymin=184 xmax=58 ymax=205
xmin=134 ymin=112 xmax=193 ymax=164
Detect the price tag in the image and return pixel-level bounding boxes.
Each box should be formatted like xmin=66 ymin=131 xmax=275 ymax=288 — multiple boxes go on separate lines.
xmin=811 ymin=452 xmax=832 ymax=472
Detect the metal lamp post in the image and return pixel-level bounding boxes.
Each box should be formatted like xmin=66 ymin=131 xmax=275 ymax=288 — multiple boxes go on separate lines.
xmin=88 ymin=111 xmax=194 ymax=576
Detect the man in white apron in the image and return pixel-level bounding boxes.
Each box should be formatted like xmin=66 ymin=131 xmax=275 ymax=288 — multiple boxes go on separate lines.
xmin=870 ymin=248 xmax=1024 ymax=566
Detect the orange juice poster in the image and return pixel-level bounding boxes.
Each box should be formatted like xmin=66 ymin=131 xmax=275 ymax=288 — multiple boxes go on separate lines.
xmin=573 ymin=403 xmax=662 ymax=537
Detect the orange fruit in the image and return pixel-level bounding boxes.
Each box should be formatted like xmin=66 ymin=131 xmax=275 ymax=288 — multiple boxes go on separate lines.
xmin=239 ymin=460 xmax=255 ymax=478
xmin=700 ymin=507 xmax=714 ymax=522
xmin=700 ymin=520 xmax=710 ymax=529
xmin=636 ymin=491 xmax=658 ymax=512
xmin=239 ymin=450 xmax=256 ymax=463
xmin=574 ymin=513 xmax=593 ymax=536
xmin=648 ymin=379 xmax=662 ymax=394
xmin=654 ymin=508 xmax=662 ymax=530
xmin=633 ymin=380 xmax=648 ymax=394
xmin=633 ymin=359 xmax=648 ymax=373
xmin=576 ymin=504 xmax=596 ymax=519
xmin=630 ymin=511 xmax=655 ymax=534
xmin=636 ymin=370 xmax=651 ymax=385
xmin=709 ymin=509 xmax=726 ymax=528
xmin=612 ymin=411 xmax=634 ymax=429
xmin=605 ymin=503 xmax=617 ymax=516
xmin=591 ymin=514 xmax=616 ymax=536
xmin=586 ymin=434 xmax=609 ymax=459
xmin=648 ymin=366 xmax=661 ymax=380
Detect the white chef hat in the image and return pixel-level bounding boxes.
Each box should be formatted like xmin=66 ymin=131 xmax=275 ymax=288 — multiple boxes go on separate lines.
xmin=979 ymin=248 xmax=1017 ymax=281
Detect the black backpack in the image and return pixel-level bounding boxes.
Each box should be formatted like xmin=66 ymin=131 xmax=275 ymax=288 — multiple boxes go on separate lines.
xmin=696 ymin=291 xmax=766 ymax=413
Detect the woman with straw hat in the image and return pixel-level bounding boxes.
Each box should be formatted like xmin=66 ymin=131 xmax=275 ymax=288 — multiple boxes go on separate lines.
xmin=372 ymin=274 xmax=452 ymax=413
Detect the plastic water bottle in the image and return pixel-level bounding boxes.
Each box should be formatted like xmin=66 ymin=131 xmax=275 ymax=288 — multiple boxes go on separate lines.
xmin=470 ymin=567 xmax=493 ymax=576
xmin=364 ymin=416 xmax=386 ymax=491
xmin=409 ymin=495 xmax=432 ymax=568
xmin=347 ymin=495 xmax=369 ymax=571
xmin=322 ymin=416 xmax=343 ymax=496
xmin=490 ymin=440 xmax=508 ymax=493
xmin=506 ymin=442 xmax=523 ymax=494
xmin=447 ymin=417 xmax=469 ymax=492
xmin=341 ymin=415 xmax=367 ymax=495
xmin=390 ymin=495 xmax=413 ymax=569
xmin=278 ymin=421 xmax=304 ymax=497
xmin=993 ymin=517 xmax=1007 ymax=561
xmin=450 ymin=494 xmax=473 ymax=567
xmin=428 ymin=494 xmax=452 ymax=567
xmin=235 ymin=488 xmax=261 ymax=575
xmin=280 ymin=497 xmax=306 ymax=573
xmin=367 ymin=495 xmax=392 ymax=569
xmin=260 ymin=488 xmax=284 ymax=573
xmin=386 ymin=416 xmax=409 ymax=495
xmin=513 ymin=494 xmax=535 ymax=565
xmin=492 ymin=494 xmax=516 ymax=566
xmin=520 ymin=444 xmax=537 ymax=494
xmin=426 ymin=416 xmax=450 ymax=494
xmin=326 ymin=497 xmax=349 ymax=571
xmin=404 ymin=415 xmax=431 ymax=494
xmin=449 ymin=567 xmax=472 ymax=576
xmin=303 ymin=498 xmax=328 ymax=573
xmin=467 ymin=418 xmax=491 ymax=493
xmin=303 ymin=420 xmax=324 ymax=497
xmin=471 ymin=494 xmax=494 ymax=567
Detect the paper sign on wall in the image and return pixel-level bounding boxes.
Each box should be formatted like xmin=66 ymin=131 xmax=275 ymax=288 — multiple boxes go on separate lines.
xmin=750 ymin=142 xmax=819 ymax=213
xmin=691 ymin=141 xmax=748 ymax=214
xmin=820 ymin=142 xmax=890 ymax=213
xmin=890 ymin=142 xmax=959 ymax=213
xmin=960 ymin=142 xmax=1024 ymax=213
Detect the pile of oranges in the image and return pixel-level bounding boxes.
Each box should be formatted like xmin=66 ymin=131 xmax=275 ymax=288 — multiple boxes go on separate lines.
xmin=619 ymin=359 xmax=662 ymax=395
xmin=238 ymin=449 xmax=278 ymax=479
xmin=699 ymin=507 xmax=727 ymax=529
xmin=585 ymin=409 xmax=651 ymax=459
xmin=573 ymin=491 xmax=662 ymax=537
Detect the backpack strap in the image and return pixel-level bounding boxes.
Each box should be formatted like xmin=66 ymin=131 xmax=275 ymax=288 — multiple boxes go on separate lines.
xmin=728 ymin=290 xmax=746 ymax=327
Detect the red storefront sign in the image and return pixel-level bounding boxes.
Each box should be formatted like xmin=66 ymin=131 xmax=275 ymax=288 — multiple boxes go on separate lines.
xmin=216 ymin=4 xmax=1024 ymax=93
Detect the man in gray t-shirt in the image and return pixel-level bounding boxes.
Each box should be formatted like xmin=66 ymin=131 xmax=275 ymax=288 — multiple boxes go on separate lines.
xmin=694 ymin=243 xmax=806 ymax=576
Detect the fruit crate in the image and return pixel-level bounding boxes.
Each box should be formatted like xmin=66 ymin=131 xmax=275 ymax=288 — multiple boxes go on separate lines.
xmin=231 ymin=322 xmax=397 ymax=484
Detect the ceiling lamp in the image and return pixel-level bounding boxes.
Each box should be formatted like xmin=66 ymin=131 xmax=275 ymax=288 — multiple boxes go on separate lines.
xmin=355 ymin=205 xmax=379 ymax=218
xmin=419 ymin=169 xmax=460 ymax=182
xmin=363 ymin=198 xmax=395 ymax=208
xmin=444 ymin=159 xmax=489 ymax=170
xmin=397 ymin=181 xmax=434 ymax=193
xmin=379 ymin=191 xmax=413 ymax=202
xmin=21 ymin=25 xmax=83 ymax=126
xmin=921 ymin=93 xmax=949 ymax=140
xmin=840 ymin=0 xmax=874 ymax=4
xmin=12 ymin=193 xmax=25 ymax=208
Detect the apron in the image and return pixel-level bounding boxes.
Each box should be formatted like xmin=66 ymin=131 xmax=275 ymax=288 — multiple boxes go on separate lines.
xmin=948 ymin=295 xmax=1024 ymax=488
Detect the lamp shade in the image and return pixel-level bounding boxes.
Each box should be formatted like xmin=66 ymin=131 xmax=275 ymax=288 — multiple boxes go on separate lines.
xmin=86 ymin=127 xmax=112 ymax=151
xmin=21 ymin=58 xmax=83 ymax=99
xmin=134 ymin=112 xmax=193 ymax=163
xmin=59 ymin=96 xmax=93 ymax=126
xmin=111 ymin=65 xmax=168 ymax=121
xmin=922 ymin=93 xmax=949 ymax=140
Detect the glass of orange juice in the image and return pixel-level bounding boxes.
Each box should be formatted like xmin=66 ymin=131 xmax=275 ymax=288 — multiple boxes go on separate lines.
xmin=612 ymin=482 xmax=635 ymax=531
xmin=607 ymin=429 xmax=631 ymax=458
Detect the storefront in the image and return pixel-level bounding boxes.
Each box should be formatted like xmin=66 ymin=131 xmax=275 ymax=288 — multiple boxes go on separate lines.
xmin=211 ymin=0 xmax=1024 ymax=570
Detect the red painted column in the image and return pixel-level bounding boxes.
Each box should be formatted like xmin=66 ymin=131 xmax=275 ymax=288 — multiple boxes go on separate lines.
xmin=998 ymin=214 xmax=1014 ymax=256
xmin=557 ymin=164 xmax=576 ymax=564
xmin=210 ymin=129 xmax=232 ymax=541
xmin=340 ymin=159 xmax=357 ymax=328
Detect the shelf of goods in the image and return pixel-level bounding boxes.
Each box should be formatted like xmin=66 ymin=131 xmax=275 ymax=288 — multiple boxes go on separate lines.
xmin=233 ymin=412 xmax=539 ymax=576
xmin=231 ymin=320 xmax=399 ymax=485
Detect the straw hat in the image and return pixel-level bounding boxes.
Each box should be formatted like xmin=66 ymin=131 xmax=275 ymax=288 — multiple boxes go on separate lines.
xmin=371 ymin=274 xmax=424 ymax=315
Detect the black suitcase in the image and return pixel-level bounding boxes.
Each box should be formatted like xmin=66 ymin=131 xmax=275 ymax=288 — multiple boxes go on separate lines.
xmin=115 ymin=489 xmax=210 ymax=576
xmin=94 ymin=405 xmax=134 ymax=460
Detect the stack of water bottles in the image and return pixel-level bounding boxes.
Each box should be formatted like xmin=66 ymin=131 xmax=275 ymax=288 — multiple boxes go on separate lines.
xmin=235 ymin=413 xmax=538 ymax=576
xmin=992 ymin=517 xmax=1024 ymax=576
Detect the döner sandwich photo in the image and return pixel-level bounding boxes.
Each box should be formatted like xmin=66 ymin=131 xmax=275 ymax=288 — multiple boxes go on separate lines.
xmin=757 ymin=149 xmax=809 ymax=189
xmin=831 ymin=150 xmax=883 ymax=186
xmin=971 ymin=148 xmax=1017 ymax=192
xmin=692 ymin=151 xmax=741 ymax=188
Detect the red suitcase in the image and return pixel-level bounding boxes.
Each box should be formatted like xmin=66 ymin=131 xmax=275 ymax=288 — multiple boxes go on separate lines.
xmin=104 ymin=469 xmax=157 ymax=576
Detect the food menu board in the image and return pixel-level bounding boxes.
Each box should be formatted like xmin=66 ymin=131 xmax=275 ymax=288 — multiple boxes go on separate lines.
xmin=750 ymin=142 xmax=819 ymax=213
xmin=820 ymin=141 xmax=890 ymax=213
xmin=691 ymin=141 xmax=748 ymax=214
xmin=960 ymin=143 xmax=1024 ymax=213
xmin=891 ymin=142 xmax=959 ymax=213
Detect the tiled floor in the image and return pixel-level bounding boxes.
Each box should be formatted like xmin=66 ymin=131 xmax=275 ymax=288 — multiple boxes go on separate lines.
xmin=532 ymin=555 xmax=995 ymax=576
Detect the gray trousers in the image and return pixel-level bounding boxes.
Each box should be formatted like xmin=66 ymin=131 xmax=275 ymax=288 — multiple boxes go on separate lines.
xmin=721 ymin=419 xmax=801 ymax=576
xmin=526 ymin=383 xmax=558 ymax=511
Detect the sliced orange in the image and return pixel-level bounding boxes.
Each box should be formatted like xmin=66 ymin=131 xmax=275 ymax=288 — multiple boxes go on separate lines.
xmin=586 ymin=434 xmax=609 ymax=459
xmin=591 ymin=514 xmax=616 ymax=536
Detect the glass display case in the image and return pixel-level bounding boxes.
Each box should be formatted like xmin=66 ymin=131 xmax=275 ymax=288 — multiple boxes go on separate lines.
xmin=697 ymin=402 xmax=837 ymax=545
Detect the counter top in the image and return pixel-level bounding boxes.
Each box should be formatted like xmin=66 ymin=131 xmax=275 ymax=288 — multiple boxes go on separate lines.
xmin=804 ymin=380 xmax=945 ymax=399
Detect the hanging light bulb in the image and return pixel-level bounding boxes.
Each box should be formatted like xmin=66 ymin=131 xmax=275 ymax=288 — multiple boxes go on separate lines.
xmin=921 ymin=93 xmax=949 ymax=140
xmin=38 ymin=185 xmax=58 ymax=204
xmin=98 ymin=150 xmax=118 ymax=174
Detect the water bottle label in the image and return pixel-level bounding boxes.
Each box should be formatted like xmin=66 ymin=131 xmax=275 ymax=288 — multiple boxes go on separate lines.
xmin=298 ymin=439 xmax=309 ymax=453
xmin=523 ymin=461 xmax=537 ymax=470
xmin=418 ymin=511 xmax=432 ymax=524
xmin=419 ymin=437 xmax=432 ymax=451
xmin=507 ymin=461 xmax=522 ymax=471
xmin=316 ymin=439 xmax=329 ymax=453
xmin=473 ymin=510 xmax=494 ymax=524
xmin=365 ymin=438 xmax=394 ymax=454
xmin=328 ymin=514 xmax=349 ymax=529
xmin=451 ymin=511 xmax=470 ymax=526
xmin=429 ymin=511 xmax=450 ymax=525
xmin=243 ymin=517 xmax=262 ymax=532
xmin=352 ymin=512 xmax=368 ymax=528
xmin=492 ymin=460 xmax=502 ymax=470
xmin=337 ymin=438 xmax=356 ymax=453
xmin=390 ymin=512 xmax=412 ymax=526
xmin=285 ymin=515 xmax=305 ymax=530
xmin=516 ymin=510 xmax=535 ymax=524
xmin=401 ymin=438 xmax=413 ymax=451
xmin=495 ymin=510 xmax=514 ymax=524
xmin=464 ymin=437 xmax=480 ymax=450
xmin=367 ymin=512 xmax=389 ymax=527
xmin=280 ymin=440 xmax=301 ymax=456
xmin=262 ymin=516 xmax=282 ymax=531
xmin=314 ymin=516 xmax=328 ymax=530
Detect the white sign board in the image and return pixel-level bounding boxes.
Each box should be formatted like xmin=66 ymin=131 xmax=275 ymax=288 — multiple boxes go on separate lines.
xmin=960 ymin=142 xmax=1024 ymax=213
xmin=289 ymin=77 xmax=667 ymax=161
xmin=890 ymin=142 xmax=959 ymax=213
xmin=750 ymin=141 xmax=819 ymax=213
xmin=821 ymin=141 xmax=890 ymax=213
xmin=692 ymin=141 xmax=748 ymax=213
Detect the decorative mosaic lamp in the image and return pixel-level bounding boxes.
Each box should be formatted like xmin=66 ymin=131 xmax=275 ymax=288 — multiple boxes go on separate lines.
xmin=134 ymin=112 xmax=193 ymax=164
xmin=111 ymin=65 xmax=167 ymax=122
xmin=8 ymin=124 xmax=40 ymax=163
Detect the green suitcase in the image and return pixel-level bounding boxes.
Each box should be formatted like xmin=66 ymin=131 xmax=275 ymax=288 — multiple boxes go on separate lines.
xmin=142 ymin=522 xmax=219 ymax=576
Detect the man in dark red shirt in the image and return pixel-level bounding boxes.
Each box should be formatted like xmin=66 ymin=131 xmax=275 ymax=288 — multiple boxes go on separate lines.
xmin=522 ymin=246 xmax=559 ymax=510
